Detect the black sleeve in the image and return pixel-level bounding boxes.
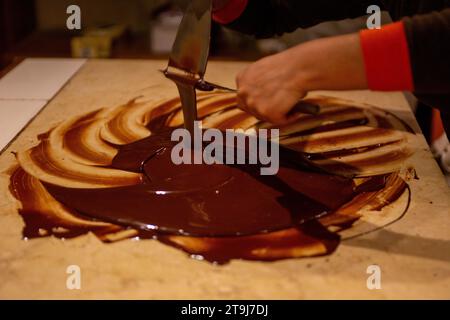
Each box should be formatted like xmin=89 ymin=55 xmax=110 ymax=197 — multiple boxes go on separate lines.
xmin=403 ymin=8 xmax=450 ymax=94
xmin=225 ymin=0 xmax=381 ymax=38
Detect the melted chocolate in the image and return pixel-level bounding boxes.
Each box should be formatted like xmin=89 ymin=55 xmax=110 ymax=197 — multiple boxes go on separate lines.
xmin=44 ymin=129 xmax=360 ymax=237
xmin=9 ymin=94 xmax=413 ymax=263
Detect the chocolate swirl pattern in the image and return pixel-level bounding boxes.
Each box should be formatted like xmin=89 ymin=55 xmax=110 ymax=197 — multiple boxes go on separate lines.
xmin=9 ymin=93 xmax=415 ymax=263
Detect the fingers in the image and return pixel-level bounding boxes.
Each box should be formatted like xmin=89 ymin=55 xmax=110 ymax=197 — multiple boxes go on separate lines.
xmin=237 ymin=91 xmax=289 ymax=125
xmin=236 ymin=68 xmax=278 ymax=123
xmin=236 ymin=67 xmax=306 ymax=125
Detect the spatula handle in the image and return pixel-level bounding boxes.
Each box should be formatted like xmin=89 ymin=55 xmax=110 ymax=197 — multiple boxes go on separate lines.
xmin=289 ymin=101 xmax=320 ymax=116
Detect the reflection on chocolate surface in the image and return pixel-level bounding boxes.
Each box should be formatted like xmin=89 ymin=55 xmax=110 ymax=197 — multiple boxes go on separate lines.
xmin=9 ymin=93 xmax=415 ymax=263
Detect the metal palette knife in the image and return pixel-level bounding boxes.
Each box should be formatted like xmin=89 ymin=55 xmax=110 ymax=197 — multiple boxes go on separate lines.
xmin=162 ymin=0 xmax=321 ymax=136
xmin=162 ymin=0 xmax=212 ymax=136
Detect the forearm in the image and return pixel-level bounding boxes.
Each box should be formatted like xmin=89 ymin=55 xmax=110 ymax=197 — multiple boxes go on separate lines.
xmin=287 ymin=33 xmax=368 ymax=92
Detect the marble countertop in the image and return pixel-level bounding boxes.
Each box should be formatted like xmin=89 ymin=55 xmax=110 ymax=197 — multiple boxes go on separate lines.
xmin=0 ymin=59 xmax=449 ymax=299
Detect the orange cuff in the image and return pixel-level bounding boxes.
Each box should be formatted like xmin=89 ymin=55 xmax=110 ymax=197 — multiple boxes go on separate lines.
xmin=212 ymin=0 xmax=248 ymax=24
xmin=360 ymin=21 xmax=414 ymax=91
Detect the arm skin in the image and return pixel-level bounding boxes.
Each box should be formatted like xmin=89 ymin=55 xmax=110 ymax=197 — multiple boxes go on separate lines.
xmin=236 ymin=33 xmax=367 ymax=124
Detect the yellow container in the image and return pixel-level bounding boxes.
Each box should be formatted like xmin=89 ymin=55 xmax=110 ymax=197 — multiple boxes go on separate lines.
xmin=71 ymin=36 xmax=112 ymax=58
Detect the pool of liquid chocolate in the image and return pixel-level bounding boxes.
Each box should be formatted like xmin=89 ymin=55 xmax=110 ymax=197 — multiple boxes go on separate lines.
xmin=9 ymin=95 xmax=411 ymax=264
xmin=44 ymin=128 xmax=363 ymax=237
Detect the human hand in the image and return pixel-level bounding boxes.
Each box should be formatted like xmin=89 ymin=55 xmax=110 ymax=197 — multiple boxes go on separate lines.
xmin=236 ymin=33 xmax=367 ymax=124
